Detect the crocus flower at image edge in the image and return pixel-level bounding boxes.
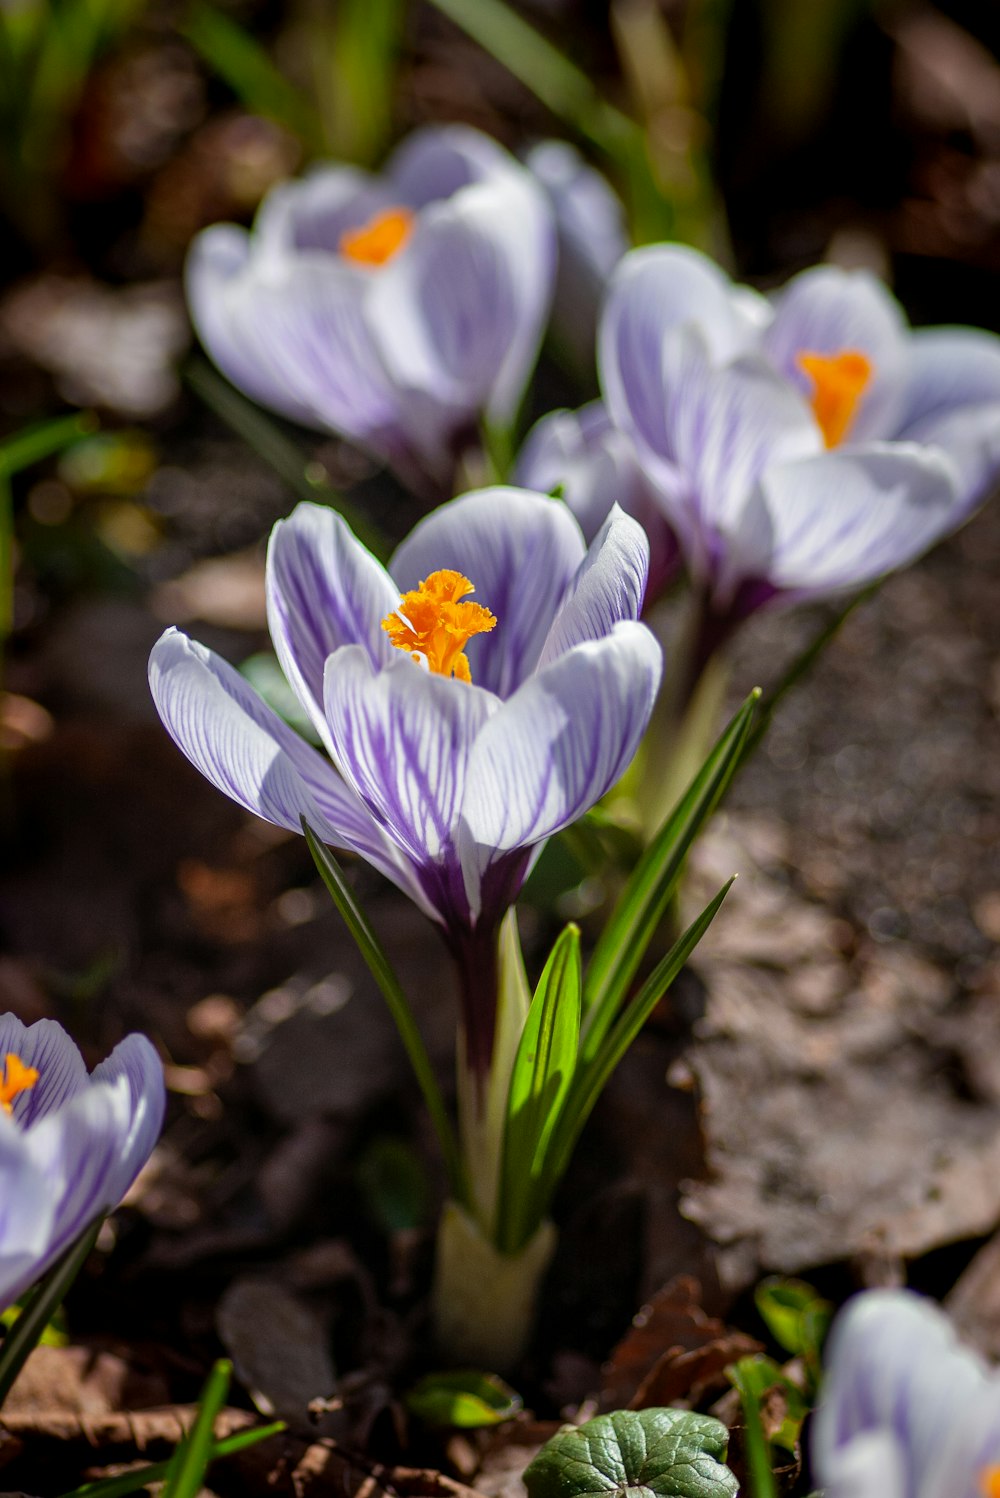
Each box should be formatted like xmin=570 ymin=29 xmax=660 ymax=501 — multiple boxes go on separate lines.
xmin=187 ymin=125 xmax=556 ymax=494
xmin=813 ymin=1288 xmax=1000 ymax=1498
xmin=524 ymin=244 xmax=1000 ymax=637
xmin=0 ymin=1016 xmax=165 ymax=1310
xmin=148 ymin=488 xmax=660 ymax=1070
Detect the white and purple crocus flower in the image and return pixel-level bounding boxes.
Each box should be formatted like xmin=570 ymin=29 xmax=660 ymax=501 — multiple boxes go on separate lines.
xmin=813 ymin=1288 xmax=1000 ymax=1498
xmin=0 ymin=1016 xmax=165 ymax=1310
xmin=522 ymin=244 xmax=1000 ymax=655
xmin=149 ymin=488 xmax=660 ymax=1072
xmin=187 ymin=125 xmax=555 ymax=496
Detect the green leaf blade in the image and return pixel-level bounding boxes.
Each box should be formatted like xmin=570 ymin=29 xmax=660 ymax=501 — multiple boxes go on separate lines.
xmin=582 ymin=690 xmax=758 ymax=1057
xmin=498 ymin=924 xmax=582 ymax=1252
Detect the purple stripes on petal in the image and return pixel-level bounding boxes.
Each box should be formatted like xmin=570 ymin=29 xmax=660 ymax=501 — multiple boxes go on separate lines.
xmin=267 ymin=501 xmax=397 ymax=739
xmin=755 ymin=444 xmax=961 ymax=601
xmin=89 ymin=1034 xmax=166 ymax=1209
xmin=323 ymin=647 xmax=498 ymax=902
xmin=390 ymin=487 xmax=585 ymax=697
xmin=460 ymin=623 xmax=661 ymax=906
xmin=0 ymin=1016 xmax=89 ymax=1126
xmin=538 ymin=504 xmax=649 ymax=666
xmin=0 ymin=1119 xmax=56 ymax=1311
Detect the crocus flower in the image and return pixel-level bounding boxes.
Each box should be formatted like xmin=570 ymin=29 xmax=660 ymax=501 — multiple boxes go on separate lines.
xmin=149 ymin=489 xmax=660 ymax=1067
xmin=187 ymin=125 xmax=556 ymax=495
xmin=0 ymin=1016 xmax=165 ymax=1311
xmin=548 ymin=244 xmax=1000 ymax=637
xmin=517 ymin=400 xmax=680 ymax=600
xmin=813 ymin=1288 xmax=1000 ymax=1498
xmin=523 ymin=141 xmax=628 ymax=368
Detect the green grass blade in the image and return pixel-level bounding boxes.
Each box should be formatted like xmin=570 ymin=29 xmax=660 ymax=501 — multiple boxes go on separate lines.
xmin=59 ymin=1421 xmax=285 ymax=1498
xmin=425 ymin=0 xmax=636 ymax=156
xmin=182 ymin=2 xmax=324 ymax=151
xmin=581 ymin=691 xmax=757 ymax=1056
xmin=728 ymin=1358 xmax=779 ymax=1498
xmin=498 ymin=924 xmax=581 ymax=1252
xmin=543 ymin=879 xmax=732 ymax=1197
xmin=325 ymin=0 xmax=405 ymax=165
xmin=0 ymin=410 xmax=97 ymax=477
xmin=162 ymin=1360 xmax=231 ymax=1498
xmin=303 ymin=822 xmax=462 ymax=1196
xmin=184 ymin=360 xmax=387 ymax=560
xmin=0 ymin=1218 xmax=103 ymax=1408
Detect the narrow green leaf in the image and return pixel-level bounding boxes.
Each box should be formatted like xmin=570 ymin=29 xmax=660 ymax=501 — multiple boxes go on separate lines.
xmin=182 ymin=3 xmax=324 ymax=150
xmin=184 ymin=360 xmax=388 ymax=560
xmin=498 ymin=925 xmax=581 ymax=1252
xmin=405 ymin=1369 xmax=522 ymax=1428
xmin=162 ymin=1359 xmax=232 ymax=1498
xmin=324 ymin=0 xmax=405 ymax=165
xmin=524 ymin=1407 xmax=738 ymax=1498
xmin=543 ymin=880 xmax=732 ymax=1198
xmin=303 ymin=822 xmax=462 ymax=1196
xmin=728 ymin=1357 xmax=779 ymax=1498
xmin=0 ymin=410 xmax=98 ymax=477
xmin=0 ymin=1217 xmax=102 ymax=1409
xmin=424 ymin=0 xmax=636 ymax=156
xmin=59 ymin=1420 xmax=285 ymax=1498
xmin=582 ymin=691 xmax=757 ymax=1056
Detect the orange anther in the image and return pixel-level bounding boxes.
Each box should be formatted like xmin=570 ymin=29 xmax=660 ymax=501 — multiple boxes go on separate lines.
xmin=0 ymin=1052 xmax=39 ymax=1116
xmin=796 ymin=348 xmax=873 ymax=448
xmin=980 ymin=1467 xmax=1000 ymax=1498
xmin=383 ymin=569 xmax=497 ymax=683
xmin=340 ymin=207 xmax=414 ymax=267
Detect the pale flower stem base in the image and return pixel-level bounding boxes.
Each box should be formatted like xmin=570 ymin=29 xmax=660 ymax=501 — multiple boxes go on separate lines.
xmin=432 ymin=1200 xmax=557 ymax=1371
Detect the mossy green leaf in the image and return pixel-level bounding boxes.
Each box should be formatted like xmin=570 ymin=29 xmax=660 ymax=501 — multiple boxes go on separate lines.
xmin=523 ymin=1408 xmax=737 ymax=1498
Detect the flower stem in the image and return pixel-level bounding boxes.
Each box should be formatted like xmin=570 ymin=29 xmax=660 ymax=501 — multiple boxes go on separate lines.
xmin=0 ymin=1217 xmax=102 ymax=1408
xmin=432 ymin=1200 xmax=556 ymax=1370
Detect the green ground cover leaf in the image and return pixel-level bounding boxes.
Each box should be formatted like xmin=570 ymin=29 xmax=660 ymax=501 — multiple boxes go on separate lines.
xmin=523 ymin=1408 xmax=738 ymax=1498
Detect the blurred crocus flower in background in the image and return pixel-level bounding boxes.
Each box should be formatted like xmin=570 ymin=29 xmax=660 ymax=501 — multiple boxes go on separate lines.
xmin=187 ymin=125 xmax=556 ymax=495
xmin=523 ymin=140 xmax=628 ymax=370
xmin=149 ymin=489 xmax=660 ymax=1068
xmin=813 ymin=1289 xmax=1000 ymax=1498
xmin=0 ymin=1017 xmax=165 ymax=1310
xmin=517 ymin=400 xmax=680 ymax=600
xmin=534 ymin=243 xmax=1000 ymax=647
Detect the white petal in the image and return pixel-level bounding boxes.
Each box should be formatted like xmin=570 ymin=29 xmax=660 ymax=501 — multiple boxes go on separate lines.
xmin=0 ymin=1016 xmax=88 ymax=1127
xmin=538 ymin=504 xmax=649 ymax=665
xmin=461 ymin=623 xmax=661 ymax=876
xmin=752 ymin=443 xmax=962 ymax=601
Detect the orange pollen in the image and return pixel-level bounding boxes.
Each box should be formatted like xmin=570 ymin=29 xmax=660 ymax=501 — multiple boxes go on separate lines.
xmin=0 ymin=1052 xmax=39 ymax=1116
xmin=339 ymin=207 xmax=414 ymax=267
xmin=382 ymin=569 xmax=497 ymax=684
xmin=796 ymin=348 xmax=873 ymax=448
xmin=980 ymin=1467 xmax=1000 ymax=1498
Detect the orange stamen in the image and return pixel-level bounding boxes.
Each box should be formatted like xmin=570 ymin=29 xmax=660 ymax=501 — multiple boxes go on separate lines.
xmin=0 ymin=1052 xmax=39 ymax=1116
xmin=382 ymin=569 xmax=497 ymax=683
xmin=796 ymin=348 xmax=873 ymax=448
xmin=980 ymin=1467 xmax=1000 ymax=1498
xmin=339 ymin=207 xmax=414 ymax=267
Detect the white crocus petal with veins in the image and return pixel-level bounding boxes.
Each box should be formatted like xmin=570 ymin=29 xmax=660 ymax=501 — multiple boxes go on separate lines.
xmin=538 ymin=505 xmax=649 ymax=665
xmin=460 ymin=622 xmax=661 ymax=907
xmin=323 ymin=646 xmax=500 ymax=871
xmin=148 ymin=630 xmax=429 ymax=912
xmin=750 ymin=443 xmax=961 ymax=602
xmin=0 ymin=1119 xmax=56 ymax=1308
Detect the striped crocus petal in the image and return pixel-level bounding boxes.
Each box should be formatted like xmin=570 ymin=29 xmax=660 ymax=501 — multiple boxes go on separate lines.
xmin=898 ymin=327 xmax=1000 ymax=433
xmin=387 ymin=123 xmax=520 ymax=205
xmin=813 ymin=1290 xmax=1000 ymax=1498
xmin=748 ymin=443 xmax=962 ymax=604
xmin=390 ymin=487 xmax=585 ymax=698
xmin=0 ymin=1025 xmax=165 ymax=1312
xmin=901 ymin=402 xmax=1000 ymax=520
xmin=538 ymin=505 xmax=649 ymax=666
xmin=370 ymin=168 xmax=555 ymax=431
xmin=600 ymin=244 xmax=770 ymax=459
xmin=761 ymin=265 xmax=909 ymax=442
xmin=323 ymin=647 xmax=499 ymax=921
xmin=459 ymin=622 xmax=661 ymax=920
xmin=149 ymin=630 xmax=429 ymax=912
xmin=266 ymin=501 xmax=398 ymax=746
